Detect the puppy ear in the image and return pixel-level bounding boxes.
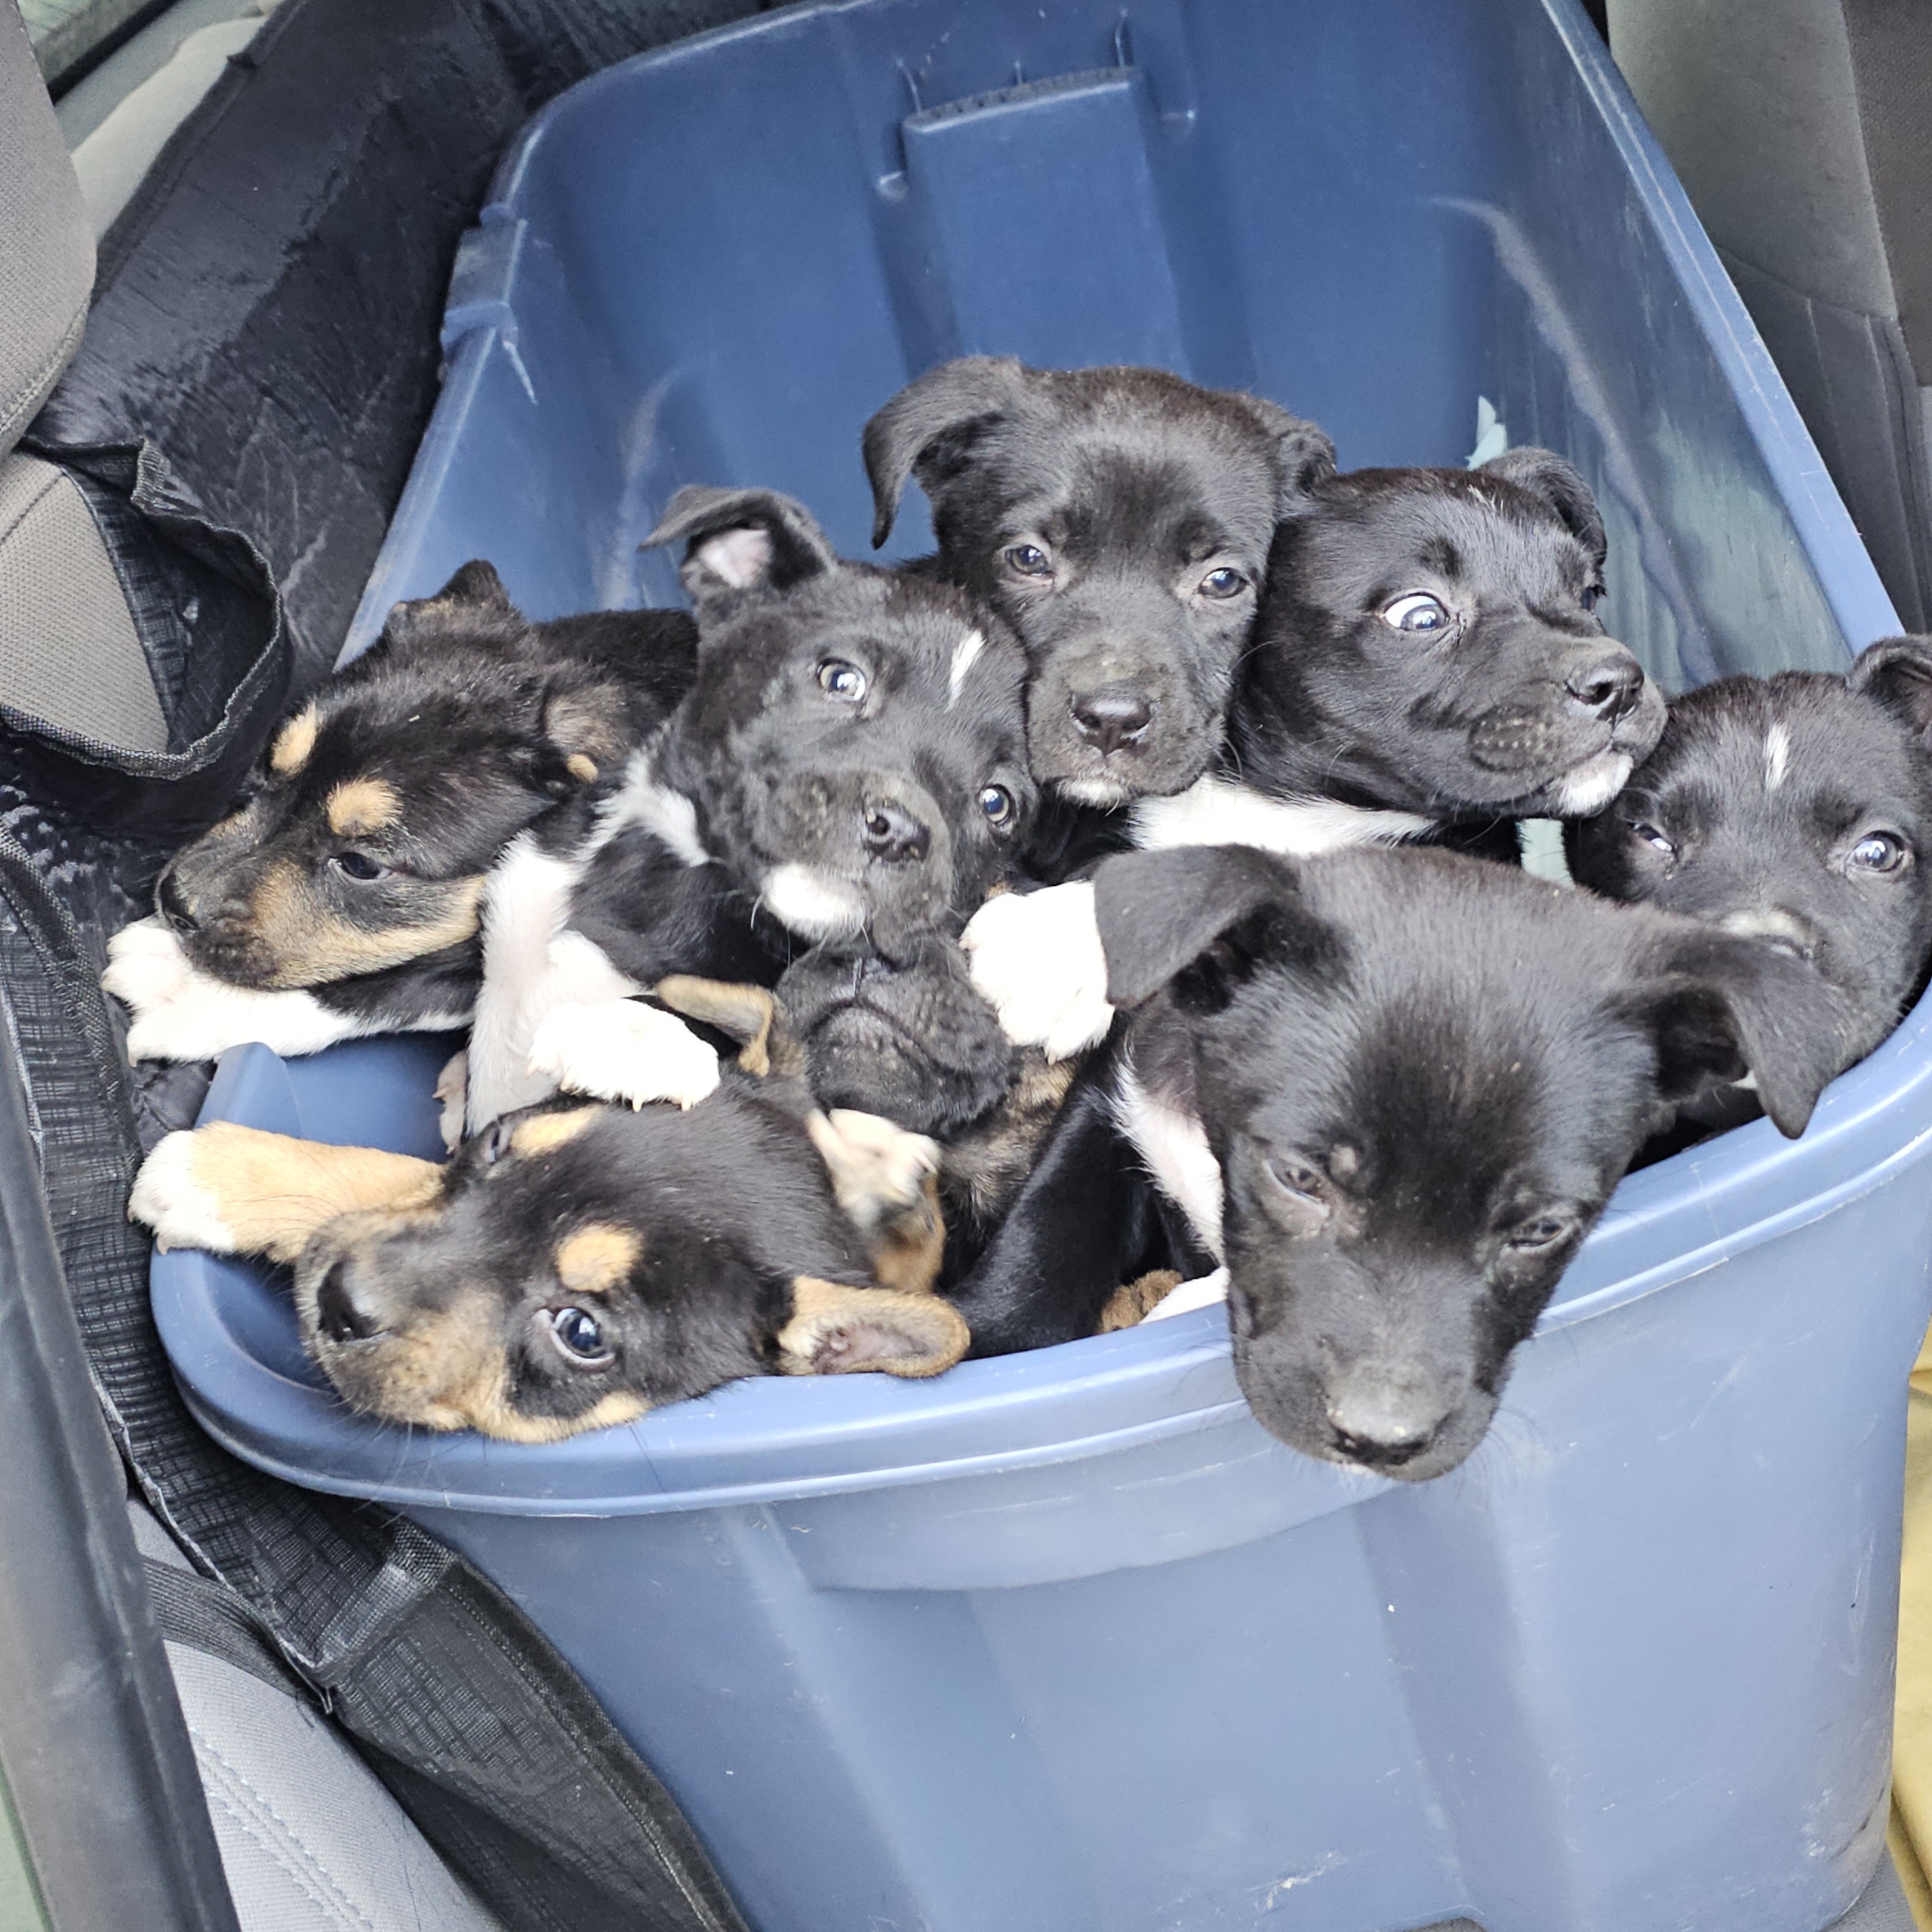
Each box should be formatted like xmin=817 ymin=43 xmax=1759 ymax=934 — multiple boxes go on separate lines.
xmin=1094 ymin=845 xmax=1338 ymax=1013
xmin=1850 ymin=635 xmax=1932 ymax=751
xmin=862 ymin=355 xmax=1029 ymax=547
xmin=1622 ymin=925 xmax=1847 ymax=1138
xmin=776 ymin=1277 xmax=968 ymax=1377
xmin=1230 ymin=395 xmax=1337 ymax=515
xmin=381 ymin=559 xmax=521 ymax=653
xmin=643 ymin=486 xmax=840 ymax=617
xmin=539 ymin=681 xmax=629 ymax=783
xmin=1479 ymin=448 xmax=1607 ymax=569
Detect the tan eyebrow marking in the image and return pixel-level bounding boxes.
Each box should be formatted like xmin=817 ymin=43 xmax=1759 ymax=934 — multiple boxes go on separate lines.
xmin=509 ymin=1107 xmax=603 ymax=1158
xmin=326 ymin=777 xmax=402 ymax=837
xmin=554 ymin=1223 xmax=641 ymax=1294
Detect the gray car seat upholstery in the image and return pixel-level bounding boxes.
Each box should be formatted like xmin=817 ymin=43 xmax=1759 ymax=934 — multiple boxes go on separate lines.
xmin=1610 ymin=0 xmax=1932 ymax=632
xmin=0 ymin=0 xmax=171 ymax=752
xmin=130 ymin=1499 xmax=508 ymax=1932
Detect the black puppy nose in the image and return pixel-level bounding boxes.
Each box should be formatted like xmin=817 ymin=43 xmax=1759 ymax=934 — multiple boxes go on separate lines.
xmin=315 ymin=1259 xmax=380 ymax=1343
xmin=1325 ymin=1386 xmax=1442 ymax=1468
xmin=860 ymin=798 xmax=931 ymax=865
xmin=1069 ymin=683 xmax=1155 ymax=755
xmin=1564 ymin=654 xmax=1643 ymax=724
xmin=156 ymin=869 xmax=199 ymax=935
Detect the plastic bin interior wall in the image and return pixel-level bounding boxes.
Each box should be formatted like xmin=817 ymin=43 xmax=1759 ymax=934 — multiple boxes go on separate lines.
xmin=150 ymin=2 xmax=1932 ymax=1930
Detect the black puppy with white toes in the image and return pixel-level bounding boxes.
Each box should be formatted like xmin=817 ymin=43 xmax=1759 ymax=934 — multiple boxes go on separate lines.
xmin=864 ymin=356 xmax=1334 ymax=831
xmin=970 ymin=842 xmax=1839 ymax=1480
xmin=464 ymin=487 xmax=1034 ymax=1138
xmin=1567 ymin=636 xmax=1932 ymax=1139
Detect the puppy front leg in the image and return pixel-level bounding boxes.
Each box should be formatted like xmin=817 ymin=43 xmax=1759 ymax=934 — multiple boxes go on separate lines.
xmin=526 ymin=998 xmax=721 ymax=1111
xmin=806 ymin=1109 xmax=944 ymax=1294
xmin=130 ymin=1123 xmax=443 ymax=1264
xmin=104 ymin=919 xmax=382 ymax=1062
xmin=962 ymin=883 xmax=1115 ymax=1060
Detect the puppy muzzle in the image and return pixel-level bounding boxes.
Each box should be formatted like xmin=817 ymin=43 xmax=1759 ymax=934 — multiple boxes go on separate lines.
xmin=1025 ymin=649 xmax=1218 ymax=801
xmin=758 ymin=772 xmax=958 ymax=942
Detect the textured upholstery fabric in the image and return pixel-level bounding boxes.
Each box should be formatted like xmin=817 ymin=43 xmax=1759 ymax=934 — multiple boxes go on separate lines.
xmin=0 ymin=0 xmax=95 ymax=459
xmin=0 ymin=452 xmax=167 ymax=751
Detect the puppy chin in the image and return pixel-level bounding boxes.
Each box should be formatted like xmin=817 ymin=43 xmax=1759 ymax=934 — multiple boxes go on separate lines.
xmin=761 ymin=863 xmax=869 ymax=940
xmin=1054 ymin=776 xmax=1134 ymax=808
xmin=1545 ymin=749 xmax=1634 ymax=818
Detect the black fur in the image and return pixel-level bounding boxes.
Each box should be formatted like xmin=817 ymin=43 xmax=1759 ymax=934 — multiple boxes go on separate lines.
xmin=865 ymin=357 xmax=1334 ymax=819
xmin=1567 ymin=637 xmax=1932 ymax=1137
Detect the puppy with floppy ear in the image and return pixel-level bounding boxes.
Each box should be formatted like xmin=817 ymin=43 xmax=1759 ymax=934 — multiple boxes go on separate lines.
xmin=965 ymin=447 xmax=1669 ymax=1060
xmin=865 ymin=356 xmax=1334 ymax=829
xmin=103 ymin=561 xmax=695 ymax=1063
xmin=1567 ymin=634 xmax=1932 ymax=1141
xmin=958 ymin=842 xmax=1840 ymax=1481
xmin=129 ymin=987 xmax=966 ymax=1442
xmin=465 ymin=485 xmax=1033 ymax=1135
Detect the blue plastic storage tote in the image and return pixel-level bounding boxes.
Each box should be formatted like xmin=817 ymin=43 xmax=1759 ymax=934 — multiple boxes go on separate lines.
xmin=150 ymin=3 xmax=1932 ymax=1929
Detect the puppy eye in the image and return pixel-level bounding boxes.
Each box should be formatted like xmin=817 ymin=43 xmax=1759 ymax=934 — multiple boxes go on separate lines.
xmin=547 ymin=1306 xmax=614 ymax=1367
xmin=1850 ymin=831 xmax=1909 ymax=874
xmin=1198 ymin=567 xmax=1248 ymax=600
xmin=1580 ymin=583 xmax=1607 ymax=614
xmin=1626 ymin=820 xmax=1675 ymax=858
xmin=1504 ymin=1215 xmax=1575 ymax=1254
xmin=1380 ymin=592 xmax=1451 ymax=634
xmin=1266 ymin=1155 xmax=1325 ymax=1201
xmin=979 ymin=784 xmax=1015 ymax=828
xmin=1003 ymin=543 xmax=1052 ymax=578
xmin=333 ymin=850 xmax=388 ymax=881
xmin=817 ymin=660 xmax=868 ymax=703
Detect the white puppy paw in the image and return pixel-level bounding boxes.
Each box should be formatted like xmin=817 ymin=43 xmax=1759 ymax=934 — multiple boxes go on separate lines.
xmin=808 ymin=1108 xmax=940 ymax=1229
xmin=128 ymin=1131 xmax=234 ymax=1254
xmin=104 ymin=918 xmax=360 ymax=1061
xmin=435 ymin=1048 xmax=469 ymax=1153
xmin=528 ymin=999 xmax=721 ymax=1110
xmin=962 ymin=882 xmax=1113 ymax=1060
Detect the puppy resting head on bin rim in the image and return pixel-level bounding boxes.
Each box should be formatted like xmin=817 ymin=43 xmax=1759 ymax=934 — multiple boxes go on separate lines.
xmin=1092 ymin=844 xmax=1843 ymax=1481
xmin=131 ymin=982 xmax=966 ymax=1441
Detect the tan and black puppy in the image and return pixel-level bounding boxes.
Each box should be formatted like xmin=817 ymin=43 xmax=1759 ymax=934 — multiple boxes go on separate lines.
xmin=103 ymin=561 xmax=695 ymax=1063
xmin=128 ymin=980 xmax=965 ymax=1441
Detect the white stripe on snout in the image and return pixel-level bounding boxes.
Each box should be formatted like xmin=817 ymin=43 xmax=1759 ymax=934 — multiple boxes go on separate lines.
xmin=948 ymin=629 xmax=986 ymax=708
xmin=1764 ymin=721 xmax=1791 ymax=792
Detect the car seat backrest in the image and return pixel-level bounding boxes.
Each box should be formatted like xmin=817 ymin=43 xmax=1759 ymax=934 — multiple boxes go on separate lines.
xmin=1611 ymin=0 xmax=1932 ymax=632
xmin=0 ymin=0 xmax=170 ymax=753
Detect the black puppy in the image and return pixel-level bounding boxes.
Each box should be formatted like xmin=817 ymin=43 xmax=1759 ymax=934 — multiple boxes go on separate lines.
xmin=965 ymin=449 xmax=1669 ymax=1057
xmin=104 ymin=561 xmax=693 ymax=1062
xmin=864 ymin=356 xmax=1334 ymax=822
xmin=129 ymin=980 xmax=966 ymax=1441
xmin=1567 ymin=636 xmax=1932 ymax=1137
xmin=958 ymin=843 xmax=1840 ymax=1482
xmin=463 ymin=487 xmax=1034 ymax=1137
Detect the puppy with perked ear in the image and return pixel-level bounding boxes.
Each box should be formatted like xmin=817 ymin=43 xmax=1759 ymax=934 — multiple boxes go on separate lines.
xmin=466 ymin=485 xmax=1035 ymax=1141
xmin=103 ymin=561 xmax=695 ymax=1063
xmin=1568 ymin=634 xmax=1932 ymax=1142
xmin=128 ymin=977 xmax=967 ymax=1442
xmin=954 ymin=843 xmax=1841 ymax=1481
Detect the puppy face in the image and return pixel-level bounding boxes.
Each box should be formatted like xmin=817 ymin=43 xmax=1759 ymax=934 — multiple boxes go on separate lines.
xmin=1568 ymin=641 xmax=1932 ymax=1071
xmin=1241 ymin=451 xmax=1666 ymax=818
xmin=864 ymin=358 xmax=1335 ymax=805
xmin=1097 ymin=845 xmax=1840 ymax=1480
xmin=648 ymin=488 xmax=1036 ymax=952
xmin=294 ymin=1094 xmax=964 ymax=1439
xmin=158 ymin=564 xmax=626 ymax=989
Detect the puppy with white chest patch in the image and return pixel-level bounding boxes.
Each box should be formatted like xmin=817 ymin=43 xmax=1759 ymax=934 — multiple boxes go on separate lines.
xmin=998 ymin=842 xmax=1838 ymax=1479
xmin=965 ymin=448 xmax=1669 ymax=1059
xmin=465 ymin=486 xmax=1035 ymax=1136
xmin=103 ymin=561 xmax=694 ymax=1063
xmin=1567 ymin=635 xmax=1932 ymax=1140
xmin=864 ymin=356 xmax=1334 ymax=844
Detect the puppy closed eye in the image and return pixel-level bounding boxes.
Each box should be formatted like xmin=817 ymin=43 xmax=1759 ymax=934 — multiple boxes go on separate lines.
xmin=1503 ymin=1213 xmax=1577 ymax=1254
xmin=1380 ymin=592 xmax=1451 ymax=635
xmin=1849 ymin=830 xmax=1911 ymax=875
xmin=544 ymin=1304 xmax=615 ymax=1368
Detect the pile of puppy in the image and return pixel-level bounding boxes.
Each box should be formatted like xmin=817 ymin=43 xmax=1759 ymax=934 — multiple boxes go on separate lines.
xmin=119 ymin=358 xmax=1932 ymax=1482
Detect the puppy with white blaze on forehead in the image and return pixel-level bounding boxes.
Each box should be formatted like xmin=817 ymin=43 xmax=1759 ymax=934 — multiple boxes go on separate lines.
xmin=462 ymin=486 xmax=1035 ymax=1136
xmin=955 ymin=841 xmax=1840 ymax=1481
